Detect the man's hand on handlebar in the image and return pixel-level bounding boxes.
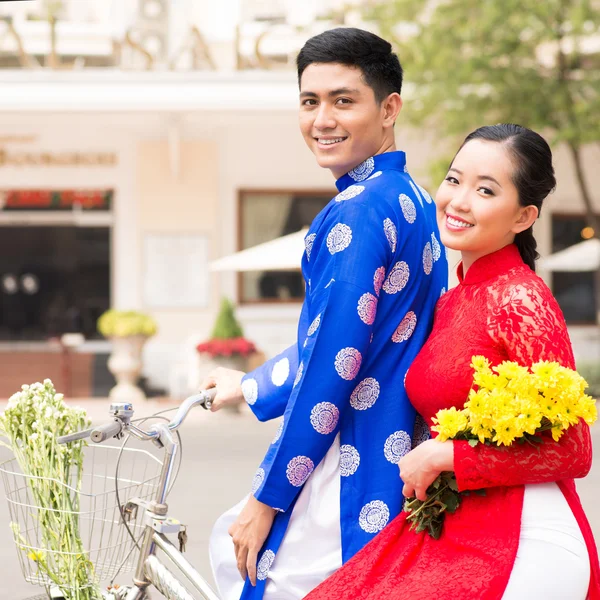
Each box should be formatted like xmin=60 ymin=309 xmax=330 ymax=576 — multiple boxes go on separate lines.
xmin=199 ymin=368 xmax=246 ymax=412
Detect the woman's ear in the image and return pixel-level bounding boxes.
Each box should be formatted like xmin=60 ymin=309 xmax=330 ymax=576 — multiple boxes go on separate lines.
xmin=512 ymin=205 xmax=539 ymax=234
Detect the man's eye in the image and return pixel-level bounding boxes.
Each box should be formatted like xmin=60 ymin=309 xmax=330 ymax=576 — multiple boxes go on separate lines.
xmin=302 ymin=99 xmax=317 ymax=106
xmin=336 ymin=98 xmax=352 ymax=105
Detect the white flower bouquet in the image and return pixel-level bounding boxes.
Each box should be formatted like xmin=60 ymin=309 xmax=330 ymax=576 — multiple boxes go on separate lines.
xmin=0 ymin=380 xmax=103 ymax=600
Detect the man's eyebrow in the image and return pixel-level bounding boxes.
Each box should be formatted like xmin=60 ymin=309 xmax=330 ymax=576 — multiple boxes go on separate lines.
xmin=299 ymin=88 xmax=361 ymax=98
xmin=448 ymin=167 xmax=502 ymax=187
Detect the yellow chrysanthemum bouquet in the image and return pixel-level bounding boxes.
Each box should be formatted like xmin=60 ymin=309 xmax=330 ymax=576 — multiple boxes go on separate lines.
xmin=404 ymin=357 xmax=597 ymax=539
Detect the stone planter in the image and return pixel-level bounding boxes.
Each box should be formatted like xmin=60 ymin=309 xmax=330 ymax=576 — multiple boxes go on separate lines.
xmin=107 ymin=335 xmax=148 ymax=403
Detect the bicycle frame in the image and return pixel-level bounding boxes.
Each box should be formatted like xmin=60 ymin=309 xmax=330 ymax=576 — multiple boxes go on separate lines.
xmin=58 ymin=391 xmax=221 ymax=600
xmin=125 ymin=419 xmax=220 ymax=600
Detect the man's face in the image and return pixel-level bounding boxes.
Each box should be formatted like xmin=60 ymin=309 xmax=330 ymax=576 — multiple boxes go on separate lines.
xmin=299 ymin=63 xmax=390 ymax=179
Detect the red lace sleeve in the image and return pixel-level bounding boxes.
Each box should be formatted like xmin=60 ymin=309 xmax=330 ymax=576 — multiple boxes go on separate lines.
xmin=454 ymin=276 xmax=593 ymax=491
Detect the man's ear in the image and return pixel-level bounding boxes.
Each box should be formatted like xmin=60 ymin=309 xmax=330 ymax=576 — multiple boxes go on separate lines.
xmin=513 ymin=205 xmax=539 ymax=234
xmin=382 ymin=93 xmax=402 ymax=128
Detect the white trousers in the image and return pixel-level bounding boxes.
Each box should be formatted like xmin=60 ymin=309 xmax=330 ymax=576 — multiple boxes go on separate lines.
xmin=209 ymin=436 xmax=342 ymax=600
xmin=502 ymin=482 xmax=590 ymax=599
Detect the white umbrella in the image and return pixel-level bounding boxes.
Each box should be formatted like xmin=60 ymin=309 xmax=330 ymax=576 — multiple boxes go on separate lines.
xmin=210 ymin=228 xmax=307 ymax=272
xmin=539 ymin=239 xmax=600 ymax=272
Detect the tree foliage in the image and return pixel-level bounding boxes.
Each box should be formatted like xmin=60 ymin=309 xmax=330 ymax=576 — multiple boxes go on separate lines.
xmin=366 ymin=0 xmax=600 ymax=226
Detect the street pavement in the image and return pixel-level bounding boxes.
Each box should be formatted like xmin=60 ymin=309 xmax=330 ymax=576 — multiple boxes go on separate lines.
xmin=0 ymin=398 xmax=598 ymax=600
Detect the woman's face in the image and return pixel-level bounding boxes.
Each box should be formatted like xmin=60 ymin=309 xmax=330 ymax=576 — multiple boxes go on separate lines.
xmin=435 ymin=139 xmax=538 ymax=262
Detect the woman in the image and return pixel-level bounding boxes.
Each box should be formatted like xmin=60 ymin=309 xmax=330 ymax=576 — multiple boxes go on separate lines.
xmin=303 ymin=124 xmax=600 ymax=600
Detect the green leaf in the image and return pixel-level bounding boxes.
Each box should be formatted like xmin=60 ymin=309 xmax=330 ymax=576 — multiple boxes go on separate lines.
xmin=468 ymin=439 xmax=479 ymax=448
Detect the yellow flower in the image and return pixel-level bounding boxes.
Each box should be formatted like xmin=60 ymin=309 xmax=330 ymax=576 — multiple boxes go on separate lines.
xmin=471 ymin=355 xmax=492 ymax=373
xmin=492 ymin=417 xmax=519 ymax=446
xmin=551 ymin=426 xmax=565 ymax=442
xmin=27 ymin=550 xmax=44 ymax=563
xmin=494 ymin=361 xmax=529 ymax=381
xmin=431 ymin=407 xmax=469 ymax=442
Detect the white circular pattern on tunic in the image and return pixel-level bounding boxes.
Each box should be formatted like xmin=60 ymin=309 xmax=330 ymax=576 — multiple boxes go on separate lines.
xmin=348 ymin=157 xmax=375 ymax=181
xmin=310 ymin=402 xmax=340 ymax=434
xmin=417 ymin=184 xmax=433 ymax=204
xmin=307 ymin=313 xmax=321 ymax=336
xmin=382 ymin=261 xmax=410 ymax=294
xmin=327 ymin=223 xmax=353 ymax=255
xmin=334 ymin=347 xmax=362 ymax=380
xmin=272 ymin=420 xmax=284 ymax=444
xmin=412 ymin=413 xmax=431 ymax=449
xmin=409 ymin=180 xmax=423 ymax=204
xmin=286 ymin=456 xmax=314 ymax=487
xmin=392 ymin=311 xmax=417 ymax=343
xmin=241 ymin=378 xmax=258 ymax=405
xmin=359 ymin=500 xmax=390 ymax=533
xmin=373 ymin=267 xmax=386 ymax=296
xmin=350 ymin=377 xmax=380 ymax=410
xmin=383 ymin=218 xmax=397 ymax=252
xmin=431 ymin=232 xmax=442 ymax=262
xmin=305 ymin=233 xmax=316 ymax=261
xmin=271 ymin=358 xmax=290 ymax=387
xmin=251 ymin=468 xmax=265 ymax=494
xmin=399 ymin=194 xmax=417 ymax=224
xmin=384 ymin=430 xmax=412 ymax=464
xmin=257 ymin=550 xmax=275 ymax=581
xmin=335 ymin=185 xmax=365 ymax=202
xmin=423 ymin=242 xmax=433 ymax=275
xmin=294 ymin=362 xmax=304 ymax=387
xmin=340 ymin=445 xmax=360 ymax=476
xmin=357 ymin=293 xmax=378 ymax=325
xmin=367 ymin=171 xmax=383 ymax=180
xmin=403 ymin=164 xmax=408 ymax=173
xmin=440 ymin=287 xmax=446 ymax=297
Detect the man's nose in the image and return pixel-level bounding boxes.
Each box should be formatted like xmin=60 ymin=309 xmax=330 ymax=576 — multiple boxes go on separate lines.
xmin=313 ymin=103 xmax=336 ymax=130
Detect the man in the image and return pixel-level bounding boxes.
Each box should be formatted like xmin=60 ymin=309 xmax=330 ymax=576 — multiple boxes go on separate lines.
xmin=204 ymin=27 xmax=448 ymax=600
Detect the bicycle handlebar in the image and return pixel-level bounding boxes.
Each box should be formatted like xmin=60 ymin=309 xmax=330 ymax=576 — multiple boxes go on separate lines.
xmin=57 ymin=388 xmax=218 ymax=445
xmin=90 ymin=419 xmax=123 ymax=443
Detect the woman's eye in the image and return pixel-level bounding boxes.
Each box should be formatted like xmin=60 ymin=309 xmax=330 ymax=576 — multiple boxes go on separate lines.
xmin=478 ymin=187 xmax=494 ymax=196
xmin=445 ymin=176 xmax=459 ymax=184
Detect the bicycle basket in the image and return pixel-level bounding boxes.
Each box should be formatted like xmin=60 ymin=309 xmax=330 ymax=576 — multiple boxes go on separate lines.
xmin=0 ymin=444 xmax=163 ymax=592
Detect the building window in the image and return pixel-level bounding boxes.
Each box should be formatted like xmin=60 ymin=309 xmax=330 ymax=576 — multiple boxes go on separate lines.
xmin=238 ymin=190 xmax=333 ymax=303
xmin=551 ymin=214 xmax=597 ymax=325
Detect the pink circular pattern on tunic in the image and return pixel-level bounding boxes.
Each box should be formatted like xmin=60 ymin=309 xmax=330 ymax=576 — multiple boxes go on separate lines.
xmin=418 ymin=184 xmax=433 ymax=204
xmin=399 ymin=194 xmax=417 ymax=224
xmin=382 ymin=261 xmax=410 ymax=294
xmin=241 ymin=378 xmax=258 ymax=405
xmin=412 ymin=413 xmax=431 ymax=449
xmin=334 ymin=347 xmax=362 ymax=380
xmin=423 ymin=242 xmax=433 ymax=275
xmin=305 ymin=233 xmax=316 ymax=261
xmin=286 ymin=456 xmax=314 ymax=487
xmin=357 ymin=293 xmax=378 ymax=325
xmin=335 ymin=185 xmax=365 ymax=202
xmin=307 ymin=314 xmax=321 ymax=336
xmin=359 ymin=500 xmax=390 ymax=533
xmin=431 ymin=232 xmax=442 ymax=262
xmin=327 ymin=223 xmax=353 ymax=255
xmin=350 ymin=377 xmax=380 ymax=410
xmin=384 ymin=430 xmax=412 ymax=463
xmin=373 ymin=267 xmax=386 ymax=296
xmin=392 ymin=311 xmax=417 ymax=343
xmin=340 ymin=444 xmax=360 ymax=476
xmin=294 ymin=362 xmax=304 ymax=387
xmin=251 ymin=468 xmax=265 ymax=494
xmin=383 ymin=218 xmax=397 ymax=252
xmin=348 ymin=157 xmax=375 ymax=181
xmin=310 ymin=402 xmax=340 ymax=434
xmin=257 ymin=550 xmax=275 ymax=581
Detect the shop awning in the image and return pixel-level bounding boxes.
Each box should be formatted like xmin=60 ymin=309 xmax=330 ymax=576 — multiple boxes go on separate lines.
xmin=539 ymin=239 xmax=600 ymax=272
xmin=210 ymin=229 xmax=307 ymax=272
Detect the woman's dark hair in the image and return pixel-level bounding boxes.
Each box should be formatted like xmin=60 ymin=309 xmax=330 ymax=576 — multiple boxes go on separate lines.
xmin=457 ymin=123 xmax=556 ymax=271
xmin=296 ymin=28 xmax=403 ymax=103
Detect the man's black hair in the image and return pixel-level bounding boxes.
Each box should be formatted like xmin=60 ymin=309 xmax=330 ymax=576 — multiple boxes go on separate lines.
xmin=297 ymin=27 xmax=403 ymax=103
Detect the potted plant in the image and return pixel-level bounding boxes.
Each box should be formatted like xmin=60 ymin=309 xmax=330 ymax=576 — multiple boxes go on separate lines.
xmin=196 ymin=298 xmax=257 ymax=373
xmin=97 ymin=310 xmax=158 ymax=403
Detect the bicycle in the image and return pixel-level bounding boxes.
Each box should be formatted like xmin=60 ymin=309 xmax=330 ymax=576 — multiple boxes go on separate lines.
xmin=3 ymin=389 xmax=221 ymax=600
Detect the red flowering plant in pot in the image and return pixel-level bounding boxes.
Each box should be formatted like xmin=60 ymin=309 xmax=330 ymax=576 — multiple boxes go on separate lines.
xmin=196 ymin=298 xmax=257 ymax=372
